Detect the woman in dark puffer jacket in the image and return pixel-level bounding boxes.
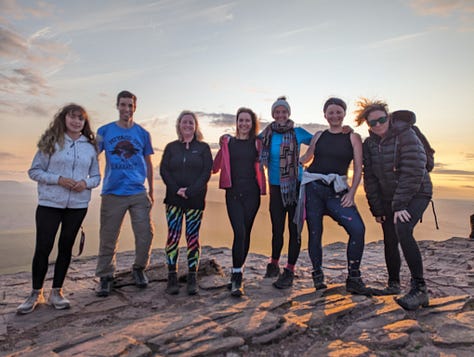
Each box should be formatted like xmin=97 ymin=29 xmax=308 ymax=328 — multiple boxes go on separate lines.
xmin=355 ymin=98 xmax=432 ymax=310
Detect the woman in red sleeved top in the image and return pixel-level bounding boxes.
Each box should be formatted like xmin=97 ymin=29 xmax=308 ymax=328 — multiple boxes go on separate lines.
xmin=213 ymin=107 xmax=266 ymax=297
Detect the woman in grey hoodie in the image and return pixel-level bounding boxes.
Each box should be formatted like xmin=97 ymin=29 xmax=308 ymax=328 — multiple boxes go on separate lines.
xmin=17 ymin=104 xmax=100 ymax=315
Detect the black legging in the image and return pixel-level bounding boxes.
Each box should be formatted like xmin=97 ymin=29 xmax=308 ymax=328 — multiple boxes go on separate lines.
xmin=381 ymin=198 xmax=430 ymax=284
xmin=226 ymin=189 xmax=260 ymax=269
xmin=32 ymin=205 xmax=87 ymax=289
xmin=269 ymin=185 xmax=300 ymax=265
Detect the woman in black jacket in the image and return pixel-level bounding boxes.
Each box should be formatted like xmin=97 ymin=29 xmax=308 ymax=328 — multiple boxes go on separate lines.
xmin=356 ymin=99 xmax=433 ymax=310
xmin=160 ymin=111 xmax=213 ymax=295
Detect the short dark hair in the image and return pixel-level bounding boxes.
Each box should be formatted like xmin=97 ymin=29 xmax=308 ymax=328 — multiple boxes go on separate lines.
xmin=323 ymin=97 xmax=347 ymax=113
xmin=116 ymin=90 xmax=137 ymax=106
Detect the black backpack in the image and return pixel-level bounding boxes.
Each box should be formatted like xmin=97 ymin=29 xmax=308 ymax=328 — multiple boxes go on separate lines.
xmin=391 ymin=110 xmax=435 ymax=172
xmin=411 ymin=125 xmax=435 ymax=172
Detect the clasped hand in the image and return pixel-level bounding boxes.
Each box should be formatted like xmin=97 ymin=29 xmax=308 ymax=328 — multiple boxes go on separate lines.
xmin=58 ymin=176 xmax=86 ymax=192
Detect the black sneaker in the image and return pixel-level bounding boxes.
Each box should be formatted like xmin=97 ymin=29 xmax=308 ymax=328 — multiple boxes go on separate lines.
xmin=187 ymin=272 xmax=198 ymax=295
xmin=165 ymin=271 xmax=179 ymax=295
xmin=231 ymin=272 xmax=244 ymax=297
xmin=312 ymin=270 xmax=327 ymax=290
xmin=395 ymin=280 xmax=429 ymax=310
xmin=346 ymin=276 xmax=372 ymax=296
xmin=264 ymin=263 xmax=280 ymax=278
xmin=132 ymin=268 xmax=148 ymax=289
xmin=273 ymin=268 xmax=294 ymax=289
xmin=96 ymin=277 xmax=113 ymax=297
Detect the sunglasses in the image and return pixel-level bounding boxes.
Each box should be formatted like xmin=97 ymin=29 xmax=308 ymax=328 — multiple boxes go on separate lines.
xmin=368 ymin=116 xmax=388 ymax=127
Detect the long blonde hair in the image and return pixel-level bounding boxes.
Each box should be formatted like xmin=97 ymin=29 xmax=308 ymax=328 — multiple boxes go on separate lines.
xmin=37 ymin=104 xmax=97 ymax=154
xmin=175 ymin=110 xmax=204 ymax=142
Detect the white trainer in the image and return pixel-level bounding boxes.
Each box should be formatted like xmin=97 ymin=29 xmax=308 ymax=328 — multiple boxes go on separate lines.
xmin=17 ymin=289 xmax=45 ymax=314
xmin=49 ymin=288 xmax=71 ymax=310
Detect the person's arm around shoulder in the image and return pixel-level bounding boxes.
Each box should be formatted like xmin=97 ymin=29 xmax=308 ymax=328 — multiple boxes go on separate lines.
xmin=299 ymin=131 xmax=322 ymax=165
xmin=341 ymin=132 xmax=362 ymax=207
xmin=145 ymin=154 xmax=154 ymax=204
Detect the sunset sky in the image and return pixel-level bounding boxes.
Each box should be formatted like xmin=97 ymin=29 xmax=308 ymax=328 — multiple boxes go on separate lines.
xmin=1 ymin=0 xmax=473 ymax=196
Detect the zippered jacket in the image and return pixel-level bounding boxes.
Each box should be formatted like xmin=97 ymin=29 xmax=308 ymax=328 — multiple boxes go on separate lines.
xmin=363 ymin=111 xmax=432 ymax=215
xmin=212 ymin=135 xmax=267 ymax=195
xmin=28 ymin=134 xmax=101 ymax=208
xmin=160 ymin=139 xmax=212 ymax=210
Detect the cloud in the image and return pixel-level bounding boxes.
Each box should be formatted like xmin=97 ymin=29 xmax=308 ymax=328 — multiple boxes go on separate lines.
xmin=300 ymin=123 xmax=328 ymax=133
xmin=364 ymin=30 xmax=431 ymax=49
xmin=464 ymin=153 xmax=474 ymax=160
xmin=0 ymin=26 xmax=27 ymax=58
xmin=0 ymin=152 xmax=17 ymax=160
xmin=408 ymin=0 xmax=474 ymax=16
xmin=0 ymin=0 xmax=54 ymax=22
xmin=196 ymin=111 xmax=235 ymax=127
xmin=0 ymin=67 xmax=50 ymax=95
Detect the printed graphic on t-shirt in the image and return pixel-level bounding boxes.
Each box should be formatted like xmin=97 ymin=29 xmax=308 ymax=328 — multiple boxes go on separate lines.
xmin=106 ymin=135 xmax=143 ymax=170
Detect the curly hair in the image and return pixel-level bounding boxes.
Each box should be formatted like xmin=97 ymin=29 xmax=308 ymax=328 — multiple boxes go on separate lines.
xmin=176 ymin=110 xmax=204 ymax=142
xmin=354 ymin=98 xmax=389 ymax=126
xmin=236 ymin=107 xmax=259 ymax=139
xmin=37 ymin=104 xmax=97 ymax=155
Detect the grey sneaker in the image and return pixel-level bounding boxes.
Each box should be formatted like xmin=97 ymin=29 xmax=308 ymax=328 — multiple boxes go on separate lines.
xmin=17 ymin=289 xmax=45 ymax=314
xmin=273 ymin=268 xmax=294 ymax=289
xmin=49 ymin=288 xmax=71 ymax=310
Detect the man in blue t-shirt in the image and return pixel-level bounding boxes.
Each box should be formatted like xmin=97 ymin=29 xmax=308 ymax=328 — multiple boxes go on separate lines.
xmin=95 ymin=90 xmax=154 ymax=297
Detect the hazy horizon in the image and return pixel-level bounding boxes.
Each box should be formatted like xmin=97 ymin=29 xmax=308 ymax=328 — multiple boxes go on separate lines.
xmin=1 ymin=178 xmax=471 ymax=275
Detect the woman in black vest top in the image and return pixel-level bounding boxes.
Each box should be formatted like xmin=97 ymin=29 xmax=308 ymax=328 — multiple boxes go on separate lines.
xmin=298 ymin=97 xmax=370 ymax=295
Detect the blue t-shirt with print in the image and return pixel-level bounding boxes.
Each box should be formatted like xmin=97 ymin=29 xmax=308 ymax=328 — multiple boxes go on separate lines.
xmin=262 ymin=127 xmax=312 ymax=185
xmin=98 ymin=122 xmax=154 ymax=195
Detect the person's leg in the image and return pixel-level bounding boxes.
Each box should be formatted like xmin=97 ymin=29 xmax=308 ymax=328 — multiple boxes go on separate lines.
xmin=286 ymin=201 xmax=300 ymax=268
xmin=241 ymin=192 xmax=260 ymax=264
xmin=32 ymin=206 xmax=62 ymax=289
xmin=269 ymin=185 xmax=285 ymax=262
xmin=226 ymin=192 xmax=246 ymax=270
xmin=395 ymin=197 xmax=431 ymax=310
xmin=95 ymin=195 xmax=128 ymax=278
xmin=128 ymin=192 xmax=154 ymax=270
xmin=184 ymin=208 xmax=203 ymax=272
xmin=165 ymin=204 xmax=184 ymax=269
xmin=52 ymin=208 xmax=88 ymax=288
xmin=381 ymin=203 xmax=401 ymax=285
xmin=325 ymin=198 xmax=366 ymax=273
xmin=184 ymin=207 xmax=203 ymax=295
xmin=305 ymin=182 xmax=326 ymax=272
xmin=395 ymin=198 xmax=430 ymax=282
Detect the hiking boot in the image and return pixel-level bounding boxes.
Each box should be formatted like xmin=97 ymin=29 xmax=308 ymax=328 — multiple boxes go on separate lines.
xmin=17 ymin=289 xmax=45 ymax=314
xmin=49 ymin=288 xmax=71 ymax=310
xmin=230 ymin=272 xmax=244 ymax=297
xmin=165 ymin=271 xmax=179 ymax=295
xmin=373 ymin=280 xmax=401 ymax=296
xmin=132 ymin=268 xmax=148 ymax=289
xmin=96 ymin=276 xmax=113 ymax=297
xmin=264 ymin=263 xmax=280 ymax=278
xmin=346 ymin=270 xmax=372 ymax=296
xmin=395 ymin=279 xmax=429 ymax=310
xmin=312 ymin=270 xmax=327 ymax=290
xmin=187 ymin=271 xmax=198 ymax=295
xmin=273 ymin=268 xmax=294 ymax=289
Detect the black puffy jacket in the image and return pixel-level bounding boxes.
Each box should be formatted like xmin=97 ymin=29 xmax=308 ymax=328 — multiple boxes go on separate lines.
xmin=363 ymin=110 xmax=433 ymax=216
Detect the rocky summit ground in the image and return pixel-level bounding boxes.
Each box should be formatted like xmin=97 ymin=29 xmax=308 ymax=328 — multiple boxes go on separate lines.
xmin=0 ymin=237 xmax=473 ymax=356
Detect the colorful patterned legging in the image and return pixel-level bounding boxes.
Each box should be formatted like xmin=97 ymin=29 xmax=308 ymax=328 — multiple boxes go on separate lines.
xmin=165 ymin=204 xmax=203 ymax=271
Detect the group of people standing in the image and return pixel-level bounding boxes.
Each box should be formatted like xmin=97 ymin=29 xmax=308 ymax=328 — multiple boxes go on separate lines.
xmin=17 ymin=91 xmax=433 ymax=315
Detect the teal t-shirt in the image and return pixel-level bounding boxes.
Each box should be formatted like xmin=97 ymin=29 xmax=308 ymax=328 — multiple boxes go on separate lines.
xmin=260 ymin=127 xmax=312 ymax=185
